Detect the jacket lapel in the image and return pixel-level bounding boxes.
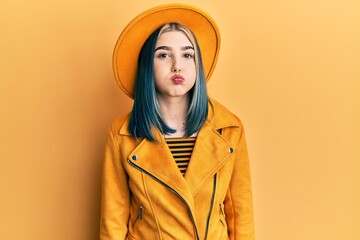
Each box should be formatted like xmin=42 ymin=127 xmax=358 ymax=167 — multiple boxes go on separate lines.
xmin=184 ymin=120 xmax=234 ymax=196
xmin=127 ymin=130 xmax=195 ymax=208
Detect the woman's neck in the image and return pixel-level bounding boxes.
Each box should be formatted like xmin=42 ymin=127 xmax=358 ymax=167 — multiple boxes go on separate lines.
xmin=157 ymin=95 xmax=188 ymax=137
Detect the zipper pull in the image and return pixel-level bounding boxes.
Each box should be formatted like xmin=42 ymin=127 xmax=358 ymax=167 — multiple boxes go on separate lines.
xmin=139 ymin=205 xmax=143 ymax=220
xmin=132 ymin=205 xmax=144 ymax=227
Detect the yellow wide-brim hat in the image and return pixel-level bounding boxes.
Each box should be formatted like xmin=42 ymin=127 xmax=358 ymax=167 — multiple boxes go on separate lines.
xmin=113 ymin=3 xmax=221 ymax=99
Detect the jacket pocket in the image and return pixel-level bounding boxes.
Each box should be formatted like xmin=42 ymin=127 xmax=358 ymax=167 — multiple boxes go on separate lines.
xmin=132 ymin=205 xmax=143 ymax=227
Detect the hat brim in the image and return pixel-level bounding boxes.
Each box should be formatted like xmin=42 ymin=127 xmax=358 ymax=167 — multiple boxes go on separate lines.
xmin=113 ymin=4 xmax=221 ymax=99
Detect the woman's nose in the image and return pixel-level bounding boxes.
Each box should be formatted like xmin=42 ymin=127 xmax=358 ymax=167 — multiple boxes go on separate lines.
xmin=171 ymin=55 xmax=182 ymax=73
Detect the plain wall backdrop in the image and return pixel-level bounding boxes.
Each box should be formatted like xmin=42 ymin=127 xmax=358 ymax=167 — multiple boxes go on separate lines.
xmin=1 ymin=0 xmax=359 ymax=239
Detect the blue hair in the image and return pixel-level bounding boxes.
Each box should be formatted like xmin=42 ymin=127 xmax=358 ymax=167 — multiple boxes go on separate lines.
xmin=129 ymin=23 xmax=209 ymax=142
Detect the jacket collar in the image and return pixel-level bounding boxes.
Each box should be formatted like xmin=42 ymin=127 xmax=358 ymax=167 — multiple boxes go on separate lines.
xmin=206 ymin=98 xmax=241 ymax=130
xmin=119 ymin=99 xmax=240 ymax=207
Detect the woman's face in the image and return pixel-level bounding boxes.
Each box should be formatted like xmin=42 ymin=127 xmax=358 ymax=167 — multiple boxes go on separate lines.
xmin=154 ymin=30 xmax=196 ymax=99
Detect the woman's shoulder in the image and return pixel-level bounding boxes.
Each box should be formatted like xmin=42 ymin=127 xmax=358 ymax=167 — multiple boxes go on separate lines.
xmin=108 ymin=112 xmax=131 ymax=135
xmin=208 ymin=98 xmax=243 ymax=128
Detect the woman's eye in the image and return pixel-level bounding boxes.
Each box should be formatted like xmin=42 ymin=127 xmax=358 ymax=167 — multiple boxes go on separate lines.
xmin=184 ymin=53 xmax=194 ymax=59
xmin=157 ymin=53 xmax=170 ymax=58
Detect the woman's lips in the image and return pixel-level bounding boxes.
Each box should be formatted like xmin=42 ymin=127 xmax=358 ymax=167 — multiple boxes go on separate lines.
xmin=171 ymin=74 xmax=185 ymax=85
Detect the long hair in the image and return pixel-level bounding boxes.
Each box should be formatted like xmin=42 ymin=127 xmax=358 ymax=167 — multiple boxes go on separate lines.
xmin=129 ymin=23 xmax=208 ymax=142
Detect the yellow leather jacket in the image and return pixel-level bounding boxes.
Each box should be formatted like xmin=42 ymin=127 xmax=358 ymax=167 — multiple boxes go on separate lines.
xmin=100 ymin=99 xmax=254 ymax=240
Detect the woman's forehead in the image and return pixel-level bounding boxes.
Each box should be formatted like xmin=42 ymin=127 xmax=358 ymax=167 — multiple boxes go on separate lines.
xmin=156 ymin=31 xmax=193 ymax=48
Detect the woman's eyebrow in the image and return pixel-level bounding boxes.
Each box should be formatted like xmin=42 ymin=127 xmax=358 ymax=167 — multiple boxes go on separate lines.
xmin=154 ymin=46 xmax=194 ymax=52
xmin=181 ymin=46 xmax=194 ymax=50
xmin=155 ymin=46 xmax=171 ymax=52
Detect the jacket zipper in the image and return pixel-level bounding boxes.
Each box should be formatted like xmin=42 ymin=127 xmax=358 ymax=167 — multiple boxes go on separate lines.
xmin=204 ymin=174 xmax=217 ymax=240
xmin=132 ymin=205 xmax=143 ymax=227
xmin=128 ymin=159 xmax=200 ymax=240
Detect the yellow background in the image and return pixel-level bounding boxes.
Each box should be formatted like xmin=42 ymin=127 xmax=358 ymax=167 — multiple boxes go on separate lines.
xmin=1 ymin=0 xmax=359 ymax=239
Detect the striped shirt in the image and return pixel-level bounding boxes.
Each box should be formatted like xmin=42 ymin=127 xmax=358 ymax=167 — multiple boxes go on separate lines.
xmin=165 ymin=137 xmax=196 ymax=176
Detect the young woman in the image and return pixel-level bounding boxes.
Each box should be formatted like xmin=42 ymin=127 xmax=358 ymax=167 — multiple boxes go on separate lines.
xmin=100 ymin=4 xmax=254 ymax=240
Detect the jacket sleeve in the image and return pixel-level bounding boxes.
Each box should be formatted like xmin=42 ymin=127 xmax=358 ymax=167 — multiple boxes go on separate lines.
xmin=224 ymin=125 xmax=255 ymax=240
xmin=100 ymin=125 xmax=130 ymax=240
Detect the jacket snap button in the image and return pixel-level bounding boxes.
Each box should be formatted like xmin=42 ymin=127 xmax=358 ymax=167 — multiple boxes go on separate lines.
xmin=229 ymin=148 xmax=233 ymax=153
xmin=132 ymin=155 xmax=138 ymax=160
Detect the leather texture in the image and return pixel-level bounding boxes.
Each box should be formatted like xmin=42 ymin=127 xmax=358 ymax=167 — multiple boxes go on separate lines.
xmin=100 ymin=99 xmax=255 ymax=240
